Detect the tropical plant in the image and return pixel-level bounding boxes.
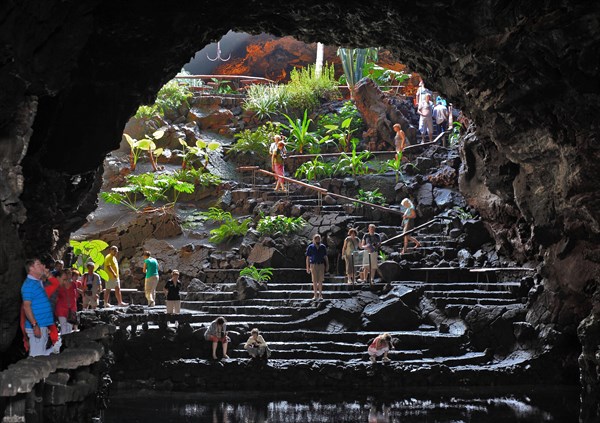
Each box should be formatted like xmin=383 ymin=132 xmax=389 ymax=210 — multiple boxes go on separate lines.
xmin=281 ymin=110 xmax=316 ymax=154
xmin=179 ymin=138 xmax=221 ymax=169
xmin=452 ymin=206 xmax=475 ymax=221
xmin=243 ymin=84 xmax=289 ymax=120
xmin=378 ymin=250 xmax=388 ymax=262
xmin=337 ymin=48 xmax=378 ymax=95
xmin=384 ymin=153 xmax=404 ymax=183
xmin=363 ymin=63 xmax=411 ymax=94
xmin=211 ymin=78 xmax=235 ymax=94
xmin=285 ymin=64 xmax=339 ymax=112
xmin=209 ymin=218 xmax=252 ymax=244
xmin=336 ymin=139 xmax=372 ymax=178
xmin=294 ymin=156 xmax=333 ymax=182
xmin=69 ymin=239 xmax=110 ymax=281
xmin=101 ymin=172 xmax=195 ymax=211
xmin=134 ymin=105 xmax=159 ymax=119
xmin=355 ymin=188 xmax=386 ymax=206
xmin=173 ymin=167 xmax=221 ymax=187
xmin=256 ymin=215 xmax=307 ymax=235
xmin=239 ymin=265 xmax=273 ymax=284
xmin=229 ymin=122 xmax=282 ymax=159
xmin=125 ymin=130 xmax=165 ymax=171
xmin=322 ymin=117 xmax=359 ymax=153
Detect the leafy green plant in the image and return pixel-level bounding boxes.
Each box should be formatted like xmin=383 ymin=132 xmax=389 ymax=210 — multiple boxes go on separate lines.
xmin=229 ymin=122 xmax=281 ymax=158
xmin=453 ymin=206 xmax=475 ymax=220
xmin=173 ymin=167 xmax=221 ymax=187
xmin=449 ymin=121 xmax=463 ymax=146
xmin=384 ymin=153 xmax=404 ymax=183
xmin=211 ymin=78 xmax=236 ymax=94
xmin=125 ymin=130 xmax=165 ymax=171
xmin=322 ymin=117 xmax=359 ymax=153
xmin=243 ymin=84 xmax=289 ymax=120
xmin=318 ymin=101 xmax=363 ymax=134
xmin=281 ymin=110 xmax=316 ymax=154
xmin=378 ymin=250 xmax=388 ymax=262
xmin=239 ymin=265 xmax=273 ymax=284
xmin=294 ymin=156 xmax=334 ymax=182
xmin=70 ymin=239 xmax=110 ymax=281
xmin=336 ymin=139 xmax=372 ymax=178
xmin=134 ymin=105 xmax=159 ymax=119
xmin=198 ymin=207 xmax=252 ymax=244
xmin=101 ymin=172 xmax=195 ymax=211
xmin=363 ymin=63 xmax=411 ymax=94
xmin=179 ymin=138 xmax=221 ymax=170
xmin=285 ymin=64 xmax=339 ymax=112
xmin=355 ymin=188 xmax=386 ymax=206
xmin=256 ymin=215 xmax=307 ymax=235
xmin=154 ymin=80 xmax=192 ymax=115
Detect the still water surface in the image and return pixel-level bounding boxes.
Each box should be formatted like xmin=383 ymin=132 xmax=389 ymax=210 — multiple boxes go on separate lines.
xmin=101 ymin=386 xmax=579 ymax=423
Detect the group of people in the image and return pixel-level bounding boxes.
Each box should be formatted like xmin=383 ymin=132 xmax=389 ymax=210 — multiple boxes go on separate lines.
xmin=415 ymin=80 xmax=451 ymax=144
xmin=203 ymin=315 xmax=393 ymax=364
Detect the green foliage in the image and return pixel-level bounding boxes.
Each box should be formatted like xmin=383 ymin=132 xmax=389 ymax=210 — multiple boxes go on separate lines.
xmin=243 ymin=84 xmax=290 ymax=120
xmin=285 ymin=64 xmax=339 ymax=112
xmin=70 ymin=239 xmax=110 ymax=281
xmin=321 ymin=117 xmax=359 ymax=153
xmin=256 ymin=215 xmax=307 ymax=235
xmin=317 ymin=101 xmax=363 ymax=136
xmin=449 ymin=121 xmax=463 ymax=146
xmin=125 ymin=130 xmax=165 ymax=171
xmin=337 ymin=48 xmax=378 ymax=92
xmin=384 ymin=153 xmax=404 ymax=183
xmin=378 ymin=250 xmax=388 ymax=262
xmin=239 ymin=265 xmax=273 ymax=284
xmin=229 ymin=122 xmax=281 ymax=158
xmin=173 ymin=167 xmax=221 ymax=187
xmin=198 ymin=207 xmax=252 ymax=244
xmin=155 ymin=80 xmax=192 ymax=115
xmin=356 ymin=188 xmax=386 ymax=206
xmin=134 ymin=105 xmax=159 ymax=119
xmin=453 ymin=206 xmax=475 ymax=220
xmin=363 ymin=63 xmax=411 ymax=93
xmin=294 ymin=156 xmax=334 ymax=182
xmin=100 ymin=172 xmax=195 ymax=211
xmin=281 ymin=110 xmax=316 ymax=154
xmin=179 ymin=138 xmax=221 ymax=169
xmin=211 ymin=78 xmax=236 ymax=94
xmin=243 ymin=64 xmax=339 ymax=118
xmin=336 ymin=139 xmax=372 ymax=178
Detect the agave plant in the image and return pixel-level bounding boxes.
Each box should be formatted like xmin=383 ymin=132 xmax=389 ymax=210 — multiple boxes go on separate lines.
xmin=337 ymin=47 xmax=378 ymax=96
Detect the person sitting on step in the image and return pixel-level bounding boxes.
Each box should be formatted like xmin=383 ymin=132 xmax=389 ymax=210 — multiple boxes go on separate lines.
xmin=244 ymin=328 xmax=271 ymax=360
xmin=368 ymin=333 xmax=393 ymax=363
xmin=205 ymin=316 xmax=230 ymax=360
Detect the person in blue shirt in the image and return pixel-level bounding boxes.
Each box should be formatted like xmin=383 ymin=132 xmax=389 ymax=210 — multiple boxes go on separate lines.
xmin=305 ymin=234 xmax=329 ymax=301
xmin=21 ymin=258 xmax=56 ymax=356
xmin=142 ymin=251 xmax=159 ymax=307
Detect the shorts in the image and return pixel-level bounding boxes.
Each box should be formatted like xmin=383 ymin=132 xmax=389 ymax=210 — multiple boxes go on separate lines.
xmin=310 ymin=263 xmax=325 ymax=284
xmin=82 ymin=293 xmax=98 ymax=308
xmin=368 ymin=346 xmax=390 ymax=357
xmin=106 ymin=278 xmax=120 ymax=290
xmin=207 ymin=335 xmax=228 ymax=343
xmin=362 ymin=251 xmax=378 ymax=269
xmin=403 ymin=219 xmax=414 ymax=230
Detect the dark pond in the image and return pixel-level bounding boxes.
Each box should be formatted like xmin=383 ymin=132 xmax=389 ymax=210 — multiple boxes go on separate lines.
xmin=101 ymin=386 xmax=580 ymax=423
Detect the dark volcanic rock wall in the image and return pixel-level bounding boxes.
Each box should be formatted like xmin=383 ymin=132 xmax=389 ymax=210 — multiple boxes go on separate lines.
xmin=1 ymin=0 xmax=599 ymax=394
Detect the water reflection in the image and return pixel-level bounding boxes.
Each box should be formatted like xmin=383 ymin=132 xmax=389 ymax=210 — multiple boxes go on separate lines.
xmin=101 ymin=387 xmax=579 ymax=423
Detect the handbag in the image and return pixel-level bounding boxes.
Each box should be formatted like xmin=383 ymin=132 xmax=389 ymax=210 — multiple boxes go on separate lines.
xmin=67 ymin=309 xmax=79 ymax=325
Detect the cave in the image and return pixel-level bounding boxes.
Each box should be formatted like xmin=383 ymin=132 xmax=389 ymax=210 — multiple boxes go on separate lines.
xmin=1 ymin=0 xmax=599 ymax=420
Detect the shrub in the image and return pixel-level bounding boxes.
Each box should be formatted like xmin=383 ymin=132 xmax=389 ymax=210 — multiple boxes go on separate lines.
xmin=243 ymin=84 xmax=289 ymax=120
xmin=70 ymin=239 xmax=110 ymax=281
xmin=257 ymin=215 xmax=306 ymax=235
xmin=355 ymin=188 xmax=386 ymax=206
xmin=286 ymin=64 xmax=339 ymax=112
xmin=197 ymin=207 xmax=252 ymax=244
xmin=239 ymin=265 xmax=273 ymax=284
xmin=229 ymin=122 xmax=282 ymax=159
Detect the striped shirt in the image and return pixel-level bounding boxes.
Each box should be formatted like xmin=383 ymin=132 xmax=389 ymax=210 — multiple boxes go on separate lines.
xmin=21 ymin=276 xmax=54 ymax=328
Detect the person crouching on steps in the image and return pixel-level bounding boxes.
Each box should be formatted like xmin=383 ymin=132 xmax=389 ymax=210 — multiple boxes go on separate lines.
xmin=244 ymin=328 xmax=271 ymax=360
xmin=306 ymin=234 xmax=329 ymax=300
xmin=368 ymin=333 xmax=393 ymax=363
xmin=205 ymin=316 xmax=229 ymax=360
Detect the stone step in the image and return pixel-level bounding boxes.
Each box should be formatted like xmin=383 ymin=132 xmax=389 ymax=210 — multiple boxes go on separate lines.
xmin=183 ymin=298 xmax=323 ymax=307
xmin=400 ymin=351 xmax=489 ymax=366
xmin=254 ymin=348 xmax=428 ymax=360
xmin=444 ymin=302 xmax=526 ymax=318
xmin=247 ymin=341 xmax=432 ymax=357
xmin=424 ymin=290 xmax=518 ymax=299
xmin=257 ymin=290 xmax=354 ymax=300
xmin=431 ymin=296 xmax=522 ymax=307
xmin=397 ymin=281 xmax=521 ymax=291
xmin=184 ymin=304 xmax=315 ymax=316
xmin=259 ymin=330 xmax=466 ymax=350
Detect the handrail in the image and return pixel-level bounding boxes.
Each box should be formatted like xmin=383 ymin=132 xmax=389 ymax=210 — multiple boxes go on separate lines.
xmin=381 ymin=217 xmax=450 ymax=245
xmin=238 ymin=167 xmax=404 ymax=215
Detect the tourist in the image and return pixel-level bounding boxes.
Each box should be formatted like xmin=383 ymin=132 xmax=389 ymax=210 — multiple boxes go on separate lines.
xmin=271 ymin=135 xmax=287 ymax=192
xmin=81 ymin=261 xmax=102 ymax=310
xmin=433 ymin=99 xmax=449 ymax=135
xmin=71 ymin=269 xmax=83 ymax=311
xmin=244 ymin=328 xmax=271 ymax=360
xmin=142 ymin=250 xmax=159 ymax=307
xmin=368 ymin=333 xmax=393 ymax=363
xmin=103 ymin=246 xmax=128 ymax=307
xmin=401 ymin=198 xmax=420 ymax=254
xmin=21 ymin=258 xmax=56 ymax=357
xmin=341 ymin=228 xmax=360 ymax=284
xmin=393 ymin=123 xmax=406 ymax=161
xmin=205 ymin=316 xmax=230 ymax=360
xmin=361 ymin=224 xmax=381 ymax=285
xmin=414 ymin=79 xmax=429 ymax=108
xmin=418 ymin=93 xmax=434 ymax=143
xmin=305 ymin=233 xmax=328 ymax=300
xmin=51 ymin=259 xmax=64 ymax=277
xmin=55 ymin=269 xmax=78 ymax=335
xmin=163 ymin=269 xmax=182 ymax=315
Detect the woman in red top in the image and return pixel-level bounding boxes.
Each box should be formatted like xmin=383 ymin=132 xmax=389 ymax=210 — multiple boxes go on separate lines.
xmin=55 ymin=269 xmax=78 ymax=335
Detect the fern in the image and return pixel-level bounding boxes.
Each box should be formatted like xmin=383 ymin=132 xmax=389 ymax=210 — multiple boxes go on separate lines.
xmin=239 ymin=266 xmax=273 ymax=284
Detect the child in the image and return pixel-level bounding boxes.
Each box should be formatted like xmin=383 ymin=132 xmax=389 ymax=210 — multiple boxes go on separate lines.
xmin=244 ymin=328 xmax=271 ymax=359
xmin=163 ymin=269 xmax=182 ymax=315
xmin=368 ymin=333 xmax=393 ymax=363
